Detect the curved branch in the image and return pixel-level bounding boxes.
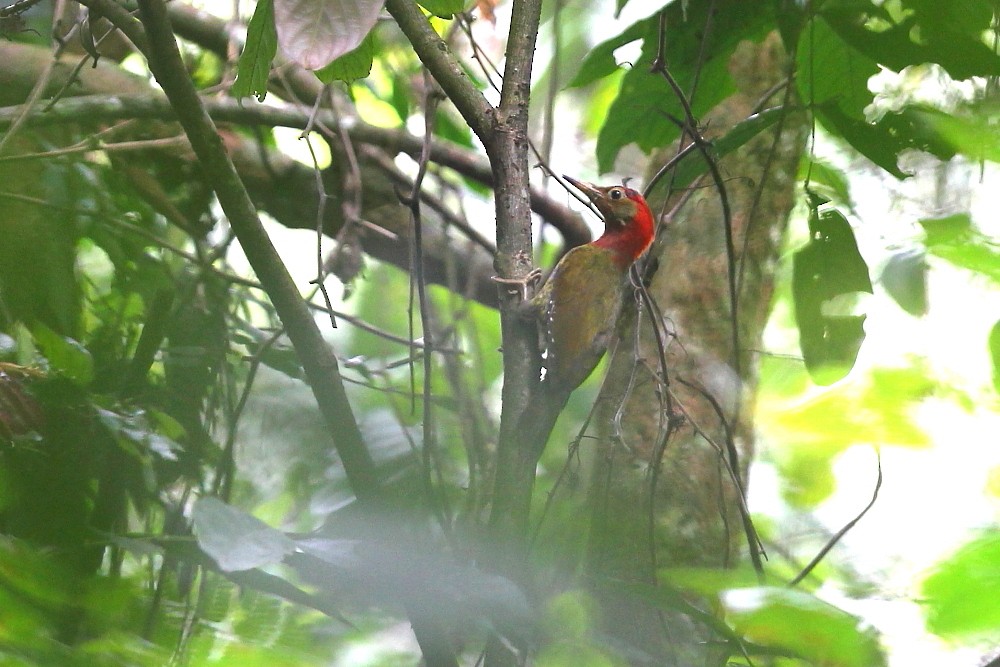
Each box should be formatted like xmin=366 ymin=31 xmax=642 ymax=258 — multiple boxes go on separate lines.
xmin=80 ymin=0 xmax=149 ymax=53
xmin=0 ymin=90 xmax=590 ymax=246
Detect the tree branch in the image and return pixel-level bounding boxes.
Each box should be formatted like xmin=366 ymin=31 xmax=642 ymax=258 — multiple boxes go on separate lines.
xmin=0 ymin=90 xmax=590 ymax=247
xmin=384 ymin=0 xmax=495 ymax=146
xmin=79 ymin=0 xmax=149 ymax=53
xmin=133 ymin=0 xmax=379 ymax=498
xmin=487 ymin=0 xmax=546 ymax=536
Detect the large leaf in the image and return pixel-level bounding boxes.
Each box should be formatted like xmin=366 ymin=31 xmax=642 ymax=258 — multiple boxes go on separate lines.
xmin=570 ymin=0 xmax=771 ymax=173
xmin=798 ymin=9 xmax=994 ymax=177
xmin=232 ymin=0 xmax=278 ymax=101
xmin=797 ymin=17 xmax=879 ymax=121
xmin=721 ymin=587 xmax=886 ymax=667
xmin=567 ymin=18 xmax=649 ymax=89
xmin=273 ymin=0 xmax=384 ymax=70
xmin=315 ymin=31 xmax=376 ymax=84
xmin=922 ymin=531 xmax=1000 ymax=639
xmin=31 ymin=324 xmax=94 ymax=386
xmin=792 ymin=204 xmax=873 ymax=385
xmin=822 ymin=0 xmax=1000 ymax=81
xmin=816 ymin=105 xmax=906 ymax=178
xmin=192 ymin=497 xmax=295 ymax=572
xmin=666 ymin=106 xmax=785 ymax=192
xmin=911 ymin=105 xmax=1000 ymax=164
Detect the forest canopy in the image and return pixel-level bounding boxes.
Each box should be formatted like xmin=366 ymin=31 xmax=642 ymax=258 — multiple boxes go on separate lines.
xmin=1 ymin=0 xmax=999 ymax=665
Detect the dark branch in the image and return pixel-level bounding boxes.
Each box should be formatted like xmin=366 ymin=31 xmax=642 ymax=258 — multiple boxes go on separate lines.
xmin=134 ymin=0 xmax=379 ymax=498
xmin=0 ymin=92 xmax=589 ymax=246
xmin=384 ymin=0 xmax=495 ymax=146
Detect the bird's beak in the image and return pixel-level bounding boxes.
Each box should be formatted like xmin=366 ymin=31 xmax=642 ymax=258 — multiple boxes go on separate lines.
xmin=564 ymin=175 xmax=622 ymax=224
xmin=563 ymin=175 xmax=602 ymax=202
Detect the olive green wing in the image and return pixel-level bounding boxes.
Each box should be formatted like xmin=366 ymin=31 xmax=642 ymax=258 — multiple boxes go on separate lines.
xmin=536 ymin=245 xmax=625 ymax=393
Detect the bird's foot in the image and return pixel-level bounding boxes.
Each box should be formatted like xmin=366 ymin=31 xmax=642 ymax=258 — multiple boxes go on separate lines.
xmin=492 ymin=268 xmax=543 ymax=301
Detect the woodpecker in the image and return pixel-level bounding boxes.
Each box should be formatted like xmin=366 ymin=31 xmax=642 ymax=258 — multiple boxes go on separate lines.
xmin=517 ymin=176 xmax=655 ymax=456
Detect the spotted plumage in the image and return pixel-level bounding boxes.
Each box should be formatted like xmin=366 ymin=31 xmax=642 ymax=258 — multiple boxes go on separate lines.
xmin=518 ymin=176 xmax=655 ymax=455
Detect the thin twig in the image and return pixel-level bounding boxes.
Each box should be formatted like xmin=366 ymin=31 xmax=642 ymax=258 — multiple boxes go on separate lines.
xmin=401 ymin=75 xmax=452 ymax=530
xmin=302 ymin=120 xmax=338 ymax=329
xmin=676 ymin=376 xmax=766 ymax=575
xmin=0 ymin=134 xmax=187 ymax=162
xmin=789 ymin=450 xmax=883 ymax=587
xmin=650 ymin=12 xmax=741 ymax=386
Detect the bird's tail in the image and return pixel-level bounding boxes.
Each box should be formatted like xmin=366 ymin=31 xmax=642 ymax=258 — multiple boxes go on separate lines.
xmin=516 ymin=384 xmax=571 ymax=463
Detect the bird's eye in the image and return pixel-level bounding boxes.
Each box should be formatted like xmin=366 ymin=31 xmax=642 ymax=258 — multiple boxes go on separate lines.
xmin=609 ymin=188 xmax=624 ymax=200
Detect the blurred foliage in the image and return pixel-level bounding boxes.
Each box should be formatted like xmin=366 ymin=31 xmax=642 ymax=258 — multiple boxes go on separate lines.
xmin=1 ymin=0 xmax=999 ymax=664
xmin=792 ymin=197 xmax=873 ymax=385
xmin=720 ymin=587 xmax=885 ymax=667
xmin=922 ymin=530 xmax=1000 ymax=640
xmin=758 ymin=360 xmax=937 ymax=507
xmin=568 ymin=0 xmax=773 ymax=173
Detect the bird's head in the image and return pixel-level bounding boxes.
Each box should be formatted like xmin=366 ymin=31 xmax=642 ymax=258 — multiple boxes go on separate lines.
xmin=564 ymin=176 xmax=646 ymax=224
xmin=564 ymin=175 xmax=655 ymax=264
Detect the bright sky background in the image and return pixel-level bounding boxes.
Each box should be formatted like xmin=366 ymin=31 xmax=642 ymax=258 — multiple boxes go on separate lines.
xmin=753 ymin=118 xmax=1000 ymax=665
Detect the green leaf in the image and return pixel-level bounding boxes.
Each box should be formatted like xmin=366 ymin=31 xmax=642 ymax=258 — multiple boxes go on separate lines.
xmin=721 ymin=587 xmax=886 ymax=667
xmin=588 ymin=0 xmax=771 ymax=172
xmin=31 ymin=324 xmax=94 ymax=386
xmin=535 ymin=642 xmax=616 ymax=667
xmin=816 ymin=105 xmax=909 ymax=178
xmin=798 ymin=16 xmax=980 ymax=178
xmin=542 ymin=590 xmax=596 ymax=642
xmin=797 ymin=17 xmax=879 ymax=120
xmin=802 ymin=159 xmax=854 ymax=212
xmin=880 ymin=247 xmax=927 ymax=316
xmin=389 ymin=72 xmax=412 ymax=123
xmin=920 ymin=212 xmax=974 ymax=245
xmin=347 ymin=262 xmax=415 ymax=359
xmin=910 ymin=105 xmax=1000 ymax=163
xmin=566 ymin=18 xmax=650 ymax=89
xmin=902 ymin=0 xmax=996 ymax=38
xmin=920 ymin=213 xmax=1000 ymax=283
xmin=417 ymin=0 xmax=464 ymax=18
xmin=273 ymin=0 xmax=384 ymax=70
xmin=232 ymin=0 xmax=278 ymax=101
xmin=922 ymin=531 xmax=1000 ymax=639
xmin=792 ymin=206 xmax=873 ymax=385
xmin=315 ymin=30 xmax=375 ymax=83
xmin=667 ymin=106 xmax=785 ymax=191
xmin=97 ymin=408 xmax=182 ymax=463
xmin=192 ymin=497 xmax=295 ymax=572
xmin=434 ymin=105 xmax=473 ymax=148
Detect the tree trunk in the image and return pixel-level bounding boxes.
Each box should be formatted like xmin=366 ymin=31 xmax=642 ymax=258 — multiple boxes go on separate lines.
xmin=585 ymin=33 xmax=808 ymax=664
